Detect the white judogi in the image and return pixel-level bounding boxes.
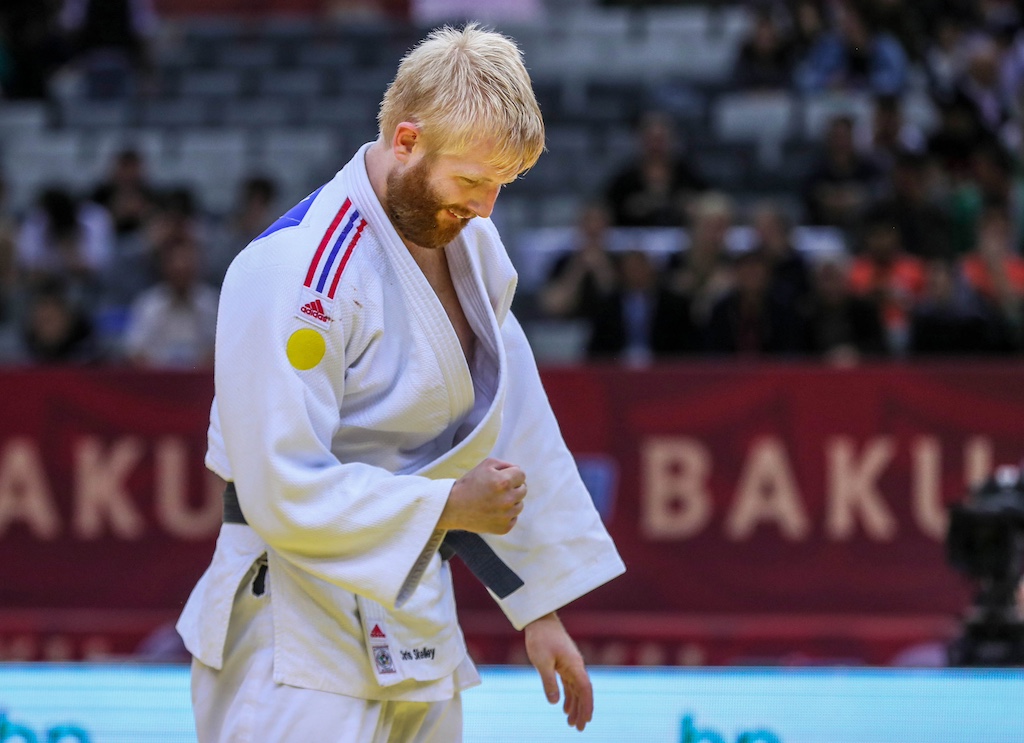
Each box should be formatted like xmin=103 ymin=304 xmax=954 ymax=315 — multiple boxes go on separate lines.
xmin=177 ymin=143 xmax=625 ymax=739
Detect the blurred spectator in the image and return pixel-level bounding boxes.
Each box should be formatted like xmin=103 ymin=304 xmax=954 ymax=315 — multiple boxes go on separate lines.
xmin=123 ymin=236 xmax=218 ymax=369
xmin=866 ymin=94 xmax=927 ymax=175
xmin=667 ymin=192 xmax=735 ymax=324
xmin=539 ymin=202 xmax=619 ymax=320
xmin=0 ymin=175 xmax=15 ymax=332
xmin=0 ymin=175 xmax=13 ymax=232
xmin=999 ymin=26 xmax=1024 ymax=120
xmin=801 ymin=256 xmax=888 ymax=363
xmin=0 ymin=222 xmax=14 ymax=327
xmin=733 ymin=7 xmax=797 ymax=90
xmin=927 ymin=93 xmax=998 ymax=180
xmin=948 ymin=141 xmax=1024 ymax=255
xmin=604 ymin=111 xmax=708 ymax=227
xmin=924 ymin=14 xmax=974 ymax=100
xmin=852 ymin=0 xmax=930 ymax=61
xmin=909 ymin=257 xmax=1014 ymax=354
xmin=16 ymin=186 xmax=114 ymax=295
xmin=804 ymin=115 xmax=881 ymax=230
xmin=871 ymin=150 xmax=953 ymax=259
xmin=207 ymin=175 xmax=279 ymax=285
xmin=971 ymin=140 xmax=1023 ymax=214
xmin=794 ymin=0 xmax=910 ymax=95
xmin=789 ymin=0 xmax=829 ymax=57
xmin=955 ymin=35 xmax=1016 ymax=141
xmin=20 ymin=278 xmax=101 ymax=364
xmin=100 ymin=185 xmax=208 ymax=308
xmin=60 ymin=0 xmax=158 ymax=99
xmin=848 ymin=209 xmax=926 ymax=354
xmin=961 ymin=205 xmax=1024 ymax=338
xmin=704 ymin=247 xmax=804 ymax=356
xmin=145 ymin=187 xmax=205 ymax=259
xmin=0 ymin=1 xmax=67 ymax=99
xmin=90 ymin=147 xmax=159 ymax=240
xmin=749 ymin=200 xmax=813 ymax=310
xmin=585 ymin=249 xmax=694 ymax=363
xmin=977 ymin=0 xmax=1020 ymax=32
xmin=0 ymin=175 xmax=14 ymax=263
xmin=922 ymin=0 xmax=987 ymax=31
xmin=0 ymin=29 xmax=14 ymax=94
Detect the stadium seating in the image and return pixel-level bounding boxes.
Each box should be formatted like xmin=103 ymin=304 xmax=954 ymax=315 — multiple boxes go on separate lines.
xmin=0 ymin=3 xmax=941 ymax=243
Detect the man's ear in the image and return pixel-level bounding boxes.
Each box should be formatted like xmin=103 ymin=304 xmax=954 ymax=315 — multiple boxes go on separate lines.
xmin=392 ymin=122 xmax=422 ymax=164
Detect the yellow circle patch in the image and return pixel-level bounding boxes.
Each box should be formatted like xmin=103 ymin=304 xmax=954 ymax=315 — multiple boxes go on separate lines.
xmin=286 ymin=328 xmax=326 ymax=370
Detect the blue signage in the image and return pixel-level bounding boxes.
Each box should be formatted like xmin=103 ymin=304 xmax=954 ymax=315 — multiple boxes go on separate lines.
xmin=0 ymin=665 xmax=1021 ymax=742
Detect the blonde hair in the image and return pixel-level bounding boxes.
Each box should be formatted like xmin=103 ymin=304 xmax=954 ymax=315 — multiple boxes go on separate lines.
xmin=378 ymin=24 xmax=545 ymax=179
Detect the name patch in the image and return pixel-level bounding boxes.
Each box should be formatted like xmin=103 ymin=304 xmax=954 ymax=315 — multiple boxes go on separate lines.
xmin=400 ymin=647 xmax=436 ymax=661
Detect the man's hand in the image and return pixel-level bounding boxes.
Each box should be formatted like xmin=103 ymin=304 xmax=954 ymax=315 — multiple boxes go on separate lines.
xmin=524 ymin=612 xmax=593 ymax=732
xmin=437 ymin=458 xmax=526 ymax=535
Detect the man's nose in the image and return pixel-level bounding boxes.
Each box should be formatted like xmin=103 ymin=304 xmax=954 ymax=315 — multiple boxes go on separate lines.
xmin=468 ymin=184 xmax=501 ymax=219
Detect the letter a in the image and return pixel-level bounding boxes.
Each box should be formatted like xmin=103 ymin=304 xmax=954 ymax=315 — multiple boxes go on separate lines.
xmin=726 ymin=437 xmax=810 ymax=540
xmin=0 ymin=438 xmax=60 ymax=539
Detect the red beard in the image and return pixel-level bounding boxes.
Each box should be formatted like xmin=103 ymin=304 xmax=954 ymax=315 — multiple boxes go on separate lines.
xmin=384 ymin=157 xmax=471 ymax=250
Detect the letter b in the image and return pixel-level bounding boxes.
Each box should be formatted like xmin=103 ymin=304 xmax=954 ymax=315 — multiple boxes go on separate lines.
xmin=680 ymin=715 xmax=726 ymax=743
xmin=47 ymin=725 xmax=90 ymax=743
xmin=0 ymin=713 xmax=39 ymax=743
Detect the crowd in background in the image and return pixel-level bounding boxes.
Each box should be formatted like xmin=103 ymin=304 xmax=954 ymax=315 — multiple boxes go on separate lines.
xmin=2 ymin=0 xmax=1024 ymax=366
xmin=537 ymin=107 xmax=1024 ymax=363
xmin=536 ymin=0 xmax=1024 ymax=363
xmin=0 ymin=157 xmax=276 ymax=366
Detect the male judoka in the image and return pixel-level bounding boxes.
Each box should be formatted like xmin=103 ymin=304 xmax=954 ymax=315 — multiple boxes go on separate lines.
xmin=177 ymin=24 xmax=625 ymax=742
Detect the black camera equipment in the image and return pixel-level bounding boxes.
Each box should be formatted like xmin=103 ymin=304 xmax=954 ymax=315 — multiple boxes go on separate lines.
xmin=946 ymin=465 xmax=1024 ymax=666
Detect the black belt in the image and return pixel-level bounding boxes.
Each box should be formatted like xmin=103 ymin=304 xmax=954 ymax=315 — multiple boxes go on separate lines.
xmin=223 ymin=483 xmax=524 ymax=598
xmin=222 ymin=481 xmax=248 ymax=525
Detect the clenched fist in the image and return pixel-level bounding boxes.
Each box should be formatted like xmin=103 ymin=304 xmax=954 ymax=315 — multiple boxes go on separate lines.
xmin=437 ymin=458 xmax=527 ymax=535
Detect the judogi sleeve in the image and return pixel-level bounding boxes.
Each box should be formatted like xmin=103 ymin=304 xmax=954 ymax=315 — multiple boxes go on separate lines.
xmin=485 ymin=313 xmax=626 ymax=630
xmin=214 ymin=239 xmax=455 ymax=610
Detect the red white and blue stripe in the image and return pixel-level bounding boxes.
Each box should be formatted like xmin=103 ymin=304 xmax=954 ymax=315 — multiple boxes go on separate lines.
xmin=304 ymin=197 xmax=368 ymax=300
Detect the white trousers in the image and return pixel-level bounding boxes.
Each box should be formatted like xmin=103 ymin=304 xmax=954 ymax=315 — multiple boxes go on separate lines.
xmin=190 ymin=559 xmax=463 ymax=743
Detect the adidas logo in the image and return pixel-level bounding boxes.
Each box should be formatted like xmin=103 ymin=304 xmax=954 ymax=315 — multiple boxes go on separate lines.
xmin=301 ymin=299 xmax=330 ymax=323
xmin=370 ymin=624 xmax=386 ymax=639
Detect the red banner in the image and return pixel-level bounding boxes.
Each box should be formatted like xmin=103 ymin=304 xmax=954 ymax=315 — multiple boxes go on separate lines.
xmin=539 ymin=363 xmax=1024 ymax=617
xmin=0 ymin=370 xmax=219 ymax=611
xmin=1 ymin=364 xmax=1022 ymax=662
